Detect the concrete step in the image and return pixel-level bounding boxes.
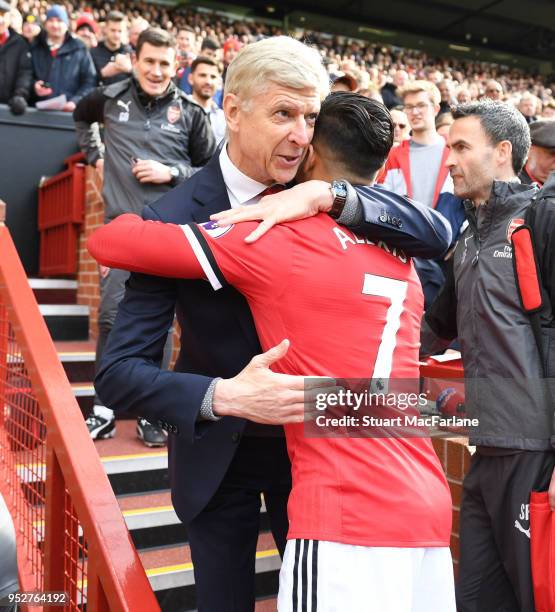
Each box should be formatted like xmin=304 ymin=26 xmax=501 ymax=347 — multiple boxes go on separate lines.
xmin=56 ymin=340 xmax=96 ymax=383
xmin=71 ymin=382 xmax=94 ymax=415
xmin=117 ymin=488 xmax=271 ymax=551
xmin=28 ymin=278 xmax=78 ymax=304
xmin=39 ymin=304 xmax=89 ymax=341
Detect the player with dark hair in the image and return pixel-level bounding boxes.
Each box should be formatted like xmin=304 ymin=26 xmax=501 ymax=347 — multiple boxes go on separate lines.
xmin=88 ymin=93 xmax=454 ymax=611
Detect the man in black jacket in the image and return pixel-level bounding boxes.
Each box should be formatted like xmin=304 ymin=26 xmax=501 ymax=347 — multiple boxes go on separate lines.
xmin=420 ymin=101 xmax=555 ymax=612
xmin=31 ymin=5 xmax=96 ymax=112
xmin=74 ymin=27 xmax=215 ymax=446
xmin=0 ymin=0 xmax=32 ymax=114
xmin=90 ymin=11 xmax=132 ymax=86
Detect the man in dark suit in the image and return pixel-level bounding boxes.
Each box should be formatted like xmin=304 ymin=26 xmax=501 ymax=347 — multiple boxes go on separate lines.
xmin=96 ymin=36 xmax=452 ymax=611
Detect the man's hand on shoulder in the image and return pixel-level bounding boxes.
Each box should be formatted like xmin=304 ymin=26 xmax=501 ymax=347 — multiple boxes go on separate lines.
xmin=132 ymin=159 xmax=172 ymax=184
xmin=212 ymin=339 xmax=336 ymax=424
xmin=210 ymin=180 xmax=333 ymax=243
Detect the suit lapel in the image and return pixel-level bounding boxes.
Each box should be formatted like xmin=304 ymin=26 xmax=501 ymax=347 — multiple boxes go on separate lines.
xmin=185 ymin=151 xmax=262 ymax=355
xmin=190 ymin=152 xmax=231 ymax=223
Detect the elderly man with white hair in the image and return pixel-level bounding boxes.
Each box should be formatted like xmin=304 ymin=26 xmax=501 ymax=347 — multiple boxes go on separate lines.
xmin=95 ymin=36 xmax=451 ymax=611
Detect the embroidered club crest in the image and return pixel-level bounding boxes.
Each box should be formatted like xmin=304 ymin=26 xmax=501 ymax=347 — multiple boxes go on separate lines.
xmin=167 ymin=104 xmax=181 ymax=124
xmin=200 ymin=220 xmax=233 ymax=239
xmin=507 ymin=218 xmax=524 ymax=242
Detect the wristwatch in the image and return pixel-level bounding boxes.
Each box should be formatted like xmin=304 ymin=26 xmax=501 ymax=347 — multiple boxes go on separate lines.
xmin=328 ymin=180 xmax=348 ymax=219
xmin=169 ymin=166 xmax=180 ymax=185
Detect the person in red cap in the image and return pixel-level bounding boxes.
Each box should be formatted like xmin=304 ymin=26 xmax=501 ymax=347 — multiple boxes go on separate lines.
xmin=75 ymin=12 xmax=98 ymax=49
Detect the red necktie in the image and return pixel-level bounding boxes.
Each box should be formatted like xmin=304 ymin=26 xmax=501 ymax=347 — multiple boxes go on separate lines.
xmin=0 ymin=32 xmax=8 ymax=46
xmin=259 ymin=184 xmax=286 ymax=197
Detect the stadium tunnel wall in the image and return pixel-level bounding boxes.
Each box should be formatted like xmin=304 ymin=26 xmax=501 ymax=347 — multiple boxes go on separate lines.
xmin=0 ymin=105 xmax=79 ymax=276
xmin=77 ymin=167 xmax=472 ymax=569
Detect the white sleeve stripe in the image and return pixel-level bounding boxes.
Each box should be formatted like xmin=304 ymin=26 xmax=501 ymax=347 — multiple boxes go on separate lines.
xmin=180 ymin=225 xmax=223 ymax=290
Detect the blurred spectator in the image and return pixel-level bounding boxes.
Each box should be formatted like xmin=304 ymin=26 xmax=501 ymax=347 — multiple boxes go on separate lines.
xmin=437 ymin=80 xmax=455 ymax=115
xmin=175 ymin=25 xmax=196 ymax=94
xmin=483 ymin=79 xmax=503 ymax=101
xmin=128 ymin=16 xmax=148 ymax=50
xmin=542 ymin=99 xmax=555 ymax=120
xmin=176 ymin=25 xmax=197 ymax=56
xmin=188 ymin=56 xmax=225 ymax=144
xmin=518 ymin=91 xmax=539 ymax=124
xmin=199 ymin=35 xmax=219 ymax=60
xmin=73 ymin=27 xmax=215 ymax=445
xmin=379 ymin=80 xmax=464 ymax=306
xmin=21 ymin=15 xmax=40 ymax=44
xmin=390 ymin=107 xmax=410 ymax=146
xmin=381 ymin=69 xmax=408 ymax=109
xmin=0 ymin=0 xmax=32 ymax=114
xmin=519 ymin=120 xmax=555 ymax=186
xmin=222 ymin=37 xmax=241 ymax=70
xmin=31 ymin=5 xmax=96 ymax=111
xmin=9 ymin=6 xmax=21 ymax=33
xmin=331 ymin=72 xmax=358 ymax=92
xmin=358 ymin=85 xmax=383 ymax=103
xmin=221 ymin=36 xmax=241 ymax=87
xmin=75 ymin=12 xmax=98 ymax=49
xmin=91 ymin=11 xmax=131 ymax=85
xmin=456 ymin=86 xmax=472 ymax=104
xmin=436 ymin=111 xmax=454 ymax=138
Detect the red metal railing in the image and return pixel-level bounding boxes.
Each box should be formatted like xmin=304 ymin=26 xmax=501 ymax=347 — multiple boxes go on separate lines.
xmin=0 ymin=200 xmax=160 ymax=611
xmin=38 ymin=154 xmax=86 ymax=277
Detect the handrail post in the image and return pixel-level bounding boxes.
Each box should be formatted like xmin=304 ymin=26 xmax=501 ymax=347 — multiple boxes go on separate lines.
xmin=87 ymin=559 xmax=110 ymax=612
xmin=44 ymin=444 xmax=68 ymax=612
xmin=0 ymin=200 xmax=8 ymax=427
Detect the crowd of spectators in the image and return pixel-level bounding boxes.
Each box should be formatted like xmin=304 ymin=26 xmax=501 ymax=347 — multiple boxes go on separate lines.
xmin=1 ymin=0 xmax=555 ymax=121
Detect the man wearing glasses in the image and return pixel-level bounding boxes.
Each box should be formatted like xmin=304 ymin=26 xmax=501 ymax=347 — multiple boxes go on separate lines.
xmin=378 ymin=80 xmax=465 ymax=305
xmin=390 ymin=108 xmax=410 ymax=147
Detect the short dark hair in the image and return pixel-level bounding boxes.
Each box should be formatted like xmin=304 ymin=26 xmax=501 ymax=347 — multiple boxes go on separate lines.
xmin=136 ymin=27 xmax=175 ymax=58
xmin=200 ymin=36 xmax=220 ymax=51
xmin=191 ymin=56 xmax=219 ymax=73
xmin=106 ymin=10 xmax=125 ymax=23
xmin=177 ymin=25 xmax=195 ymax=34
xmin=313 ymin=92 xmax=394 ymax=180
xmin=451 ymin=100 xmax=531 ymax=174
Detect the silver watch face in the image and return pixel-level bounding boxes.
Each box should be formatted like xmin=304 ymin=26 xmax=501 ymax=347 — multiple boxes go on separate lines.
xmin=332 ymin=180 xmax=348 ymax=199
xmin=170 ymin=167 xmax=179 ymax=179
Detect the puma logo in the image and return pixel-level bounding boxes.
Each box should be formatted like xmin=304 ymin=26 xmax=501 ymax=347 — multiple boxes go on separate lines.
xmin=514 ymin=519 xmax=530 ymax=539
xmin=117 ymin=100 xmax=132 ymax=112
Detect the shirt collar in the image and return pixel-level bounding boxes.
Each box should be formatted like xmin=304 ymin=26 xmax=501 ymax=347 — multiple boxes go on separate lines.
xmin=219 ymin=143 xmax=267 ymax=208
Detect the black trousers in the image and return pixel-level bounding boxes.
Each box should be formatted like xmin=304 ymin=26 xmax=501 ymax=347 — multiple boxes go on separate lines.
xmin=187 ymin=435 xmax=291 ymax=612
xmin=456 ymin=449 xmax=555 ymax=612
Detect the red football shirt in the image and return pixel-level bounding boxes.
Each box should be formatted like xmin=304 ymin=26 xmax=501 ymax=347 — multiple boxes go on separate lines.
xmin=88 ymin=214 xmax=452 ymax=547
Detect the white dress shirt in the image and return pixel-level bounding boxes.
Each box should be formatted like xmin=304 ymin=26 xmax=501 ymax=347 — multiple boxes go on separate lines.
xmin=218 ymin=143 xmax=268 ymax=208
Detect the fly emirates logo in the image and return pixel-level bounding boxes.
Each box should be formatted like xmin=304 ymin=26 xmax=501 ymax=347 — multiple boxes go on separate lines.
xmin=332 ymin=227 xmax=408 ymax=264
